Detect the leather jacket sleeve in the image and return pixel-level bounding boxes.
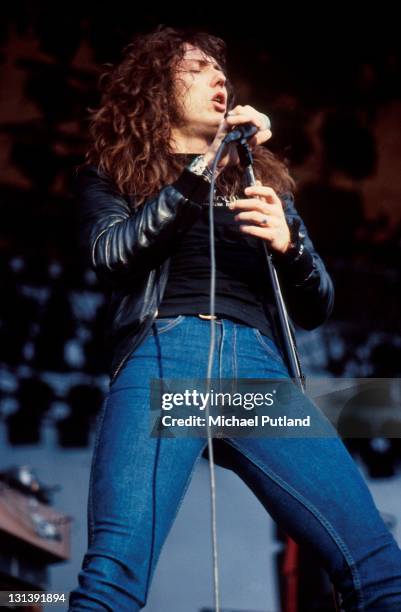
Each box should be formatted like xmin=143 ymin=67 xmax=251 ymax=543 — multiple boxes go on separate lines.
xmin=272 ymin=192 xmax=335 ymax=329
xmin=74 ymin=164 xmax=210 ymax=287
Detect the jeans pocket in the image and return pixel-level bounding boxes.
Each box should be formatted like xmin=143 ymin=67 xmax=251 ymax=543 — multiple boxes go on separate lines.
xmin=154 ymin=315 xmax=186 ymax=334
xmin=252 ymin=328 xmax=286 ymax=365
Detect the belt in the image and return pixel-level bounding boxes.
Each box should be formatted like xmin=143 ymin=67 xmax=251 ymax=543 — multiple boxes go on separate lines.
xmin=155 ymin=310 xmax=219 ymax=320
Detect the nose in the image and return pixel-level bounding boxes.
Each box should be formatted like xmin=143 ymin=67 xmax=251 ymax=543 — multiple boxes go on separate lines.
xmin=211 ymin=68 xmax=226 ymax=90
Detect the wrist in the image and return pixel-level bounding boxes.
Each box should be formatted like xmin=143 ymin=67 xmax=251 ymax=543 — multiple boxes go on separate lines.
xmin=187 ymin=154 xmax=214 ymax=183
xmin=202 ymin=152 xmax=224 ymax=178
xmin=277 ymin=232 xmax=292 ymax=255
xmin=279 ymin=219 xmax=305 ymax=261
xmin=203 ymin=151 xmax=215 ymax=168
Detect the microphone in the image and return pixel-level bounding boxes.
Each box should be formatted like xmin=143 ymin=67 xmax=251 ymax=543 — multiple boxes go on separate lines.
xmin=223 ymin=113 xmax=271 ymax=144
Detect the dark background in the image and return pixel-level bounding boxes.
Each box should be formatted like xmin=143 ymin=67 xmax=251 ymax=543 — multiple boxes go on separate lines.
xmin=0 ymin=5 xmax=400 ymax=472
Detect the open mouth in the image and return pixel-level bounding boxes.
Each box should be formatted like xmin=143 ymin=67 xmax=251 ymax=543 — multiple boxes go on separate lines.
xmin=211 ymin=92 xmax=226 ymax=112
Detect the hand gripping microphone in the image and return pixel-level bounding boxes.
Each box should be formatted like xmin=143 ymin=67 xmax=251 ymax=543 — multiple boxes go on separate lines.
xmin=223 ymin=113 xmax=271 ymax=144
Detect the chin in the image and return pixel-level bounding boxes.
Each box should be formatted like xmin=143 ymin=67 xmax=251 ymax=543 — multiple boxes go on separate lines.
xmin=205 ymin=115 xmax=223 ymax=131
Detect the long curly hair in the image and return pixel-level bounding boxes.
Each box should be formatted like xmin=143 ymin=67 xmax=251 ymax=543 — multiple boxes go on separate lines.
xmin=85 ymin=25 xmax=295 ymax=206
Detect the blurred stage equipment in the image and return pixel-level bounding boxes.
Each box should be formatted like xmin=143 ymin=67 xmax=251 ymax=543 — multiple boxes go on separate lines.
xmin=0 ymin=465 xmax=71 ymax=611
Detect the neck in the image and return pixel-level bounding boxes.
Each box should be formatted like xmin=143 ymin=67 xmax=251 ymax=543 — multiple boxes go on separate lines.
xmin=170 ymin=126 xmax=213 ymax=155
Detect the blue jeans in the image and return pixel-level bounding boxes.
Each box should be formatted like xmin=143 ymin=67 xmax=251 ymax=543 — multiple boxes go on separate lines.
xmin=69 ymin=316 xmax=401 ymax=611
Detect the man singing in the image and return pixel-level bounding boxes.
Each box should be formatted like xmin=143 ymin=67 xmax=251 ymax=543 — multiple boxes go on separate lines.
xmin=69 ymin=26 xmax=401 ymax=611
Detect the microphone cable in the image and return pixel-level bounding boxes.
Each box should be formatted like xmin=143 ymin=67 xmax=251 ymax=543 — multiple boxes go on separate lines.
xmin=204 ymin=139 xmax=229 ymax=612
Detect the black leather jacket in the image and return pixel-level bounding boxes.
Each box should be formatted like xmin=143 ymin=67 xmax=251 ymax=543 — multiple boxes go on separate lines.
xmin=74 ymin=164 xmax=334 ymax=383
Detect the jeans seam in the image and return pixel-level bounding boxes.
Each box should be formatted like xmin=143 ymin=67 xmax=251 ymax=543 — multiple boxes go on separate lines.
xmin=218 ymin=322 xmax=225 ymax=377
xmin=144 ymin=439 xmax=207 ymax=601
xmin=232 ymin=324 xmax=237 ymax=378
xmin=87 ymin=397 xmax=109 ymax=547
xmin=225 ymin=437 xmax=365 ymax=611
xmin=252 ymin=328 xmax=286 ymax=366
xmin=163 ymin=441 xmax=207 ymax=533
xmin=154 ymin=315 xmax=185 ymax=334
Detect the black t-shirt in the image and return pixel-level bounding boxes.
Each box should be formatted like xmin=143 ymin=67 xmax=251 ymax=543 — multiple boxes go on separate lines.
xmin=157 ymin=154 xmax=273 ymax=338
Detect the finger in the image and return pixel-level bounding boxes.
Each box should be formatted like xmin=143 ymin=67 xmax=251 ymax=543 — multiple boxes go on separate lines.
xmin=234 ymin=211 xmax=273 ymax=226
xmin=225 ymin=113 xmax=263 ymax=129
xmin=228 ymin=104 xmax=245 ymax=115
xmin=229 ymin=104 xmax=261 ymax=118
xmin=229 ymin=198 xmax=269 ymax=214
xmin=255 ymin=128 xmax=272 ymax=145
xmin=245 ymin=185 xmax=276 ymax=197
xmin=225 ymin=116 xmax=263 ymax=130
xmin=238 ymin=225 xmax=275 ymax=240
xmin=244 ymin=185 xmax=281 ymax=205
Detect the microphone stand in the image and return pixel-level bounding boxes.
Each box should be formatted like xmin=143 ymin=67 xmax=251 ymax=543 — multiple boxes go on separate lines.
xmin=236 ymin=140 xmax=305 ymax=392
xmin=237 ymin=140 xmax=342 ymax=612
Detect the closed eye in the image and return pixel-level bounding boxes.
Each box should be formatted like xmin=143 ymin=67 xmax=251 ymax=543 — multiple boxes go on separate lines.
xmin=187 ymin=59 xmax=223 ymax=73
